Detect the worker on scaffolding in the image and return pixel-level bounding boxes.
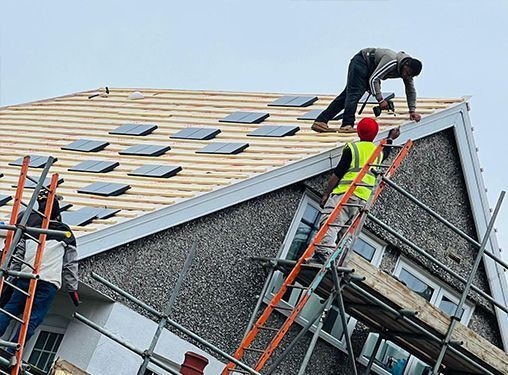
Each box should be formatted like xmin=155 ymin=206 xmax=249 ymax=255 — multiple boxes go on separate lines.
xmin=0 ymin=192 xmax=80 ymax=347
xmin=312 ymin=48 xmax=422 ymax=133
xmin=314 ymin=118 xmax=400 ymax=262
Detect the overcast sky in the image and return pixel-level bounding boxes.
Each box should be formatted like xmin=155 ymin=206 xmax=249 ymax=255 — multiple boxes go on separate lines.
xmin=1 ymin=0 xmax=507 ymax=253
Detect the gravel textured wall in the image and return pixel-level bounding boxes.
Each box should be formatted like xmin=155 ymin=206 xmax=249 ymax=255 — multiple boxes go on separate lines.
xmin=80 ymin=128 xmax=503 ymax=374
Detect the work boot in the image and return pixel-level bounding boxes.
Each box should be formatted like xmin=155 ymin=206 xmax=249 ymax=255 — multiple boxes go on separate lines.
xmin=311 ymin=121 xmax=341 ymax=133
xmin=338 ymin=125 xmax=356 ymax=133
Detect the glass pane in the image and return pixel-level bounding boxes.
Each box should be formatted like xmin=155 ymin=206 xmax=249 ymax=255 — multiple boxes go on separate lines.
xmin=399 ymin=269 xmax=434 ymax=301
xmin=287 ymin=223 xmax=312 ymax=260
xmin=362 ymin=334 xmax=410 ymax=373
xmin=413 ymin=358 xmax=432 ymax=375
xmin=45 ymin=332 xmax=57 ymax=350
xmin=34 ymin=331 xmax=49 ymax=350
xmin=28 ymin=350 xmax=42 ymax=368
xmin=37 ymin=351 xmax=50 ymax=371
xmin=439 ymin=295 xmax=458 ymax=317
xmin=302 ymin=204 xmax=319 ymax=225
xmin=352 ymin=238 xmax=376 ymax=261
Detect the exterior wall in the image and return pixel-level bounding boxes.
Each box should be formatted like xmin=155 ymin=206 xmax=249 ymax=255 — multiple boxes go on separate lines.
xmin=56 ymin=299 xmax=114 ymax=372
xmin=79 ymin=128 xmax=502 ymax=374
xmin=84 ymin=303 xmax=224 ymax=375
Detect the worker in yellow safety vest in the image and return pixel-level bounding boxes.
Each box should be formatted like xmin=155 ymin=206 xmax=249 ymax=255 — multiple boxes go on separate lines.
xmin=314 ymin=118 xmax=400 ymax=262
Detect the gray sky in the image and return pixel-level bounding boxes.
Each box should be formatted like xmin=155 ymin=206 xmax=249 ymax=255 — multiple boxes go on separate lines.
xmin=1 ymin=0 xmax=507 ymax=253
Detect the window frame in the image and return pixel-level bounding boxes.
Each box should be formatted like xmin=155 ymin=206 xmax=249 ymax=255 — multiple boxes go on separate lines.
xmin=264 ymin=192 xmax=386 ymax=351
xmin=359 ymin=257 xmax=476 ymax=375
xmin=25 ymin=326 xmax=66 ymax=373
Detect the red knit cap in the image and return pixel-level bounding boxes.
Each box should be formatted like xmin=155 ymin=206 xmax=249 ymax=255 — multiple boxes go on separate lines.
xmin=357 ymin=118 xmax=379 ymax=141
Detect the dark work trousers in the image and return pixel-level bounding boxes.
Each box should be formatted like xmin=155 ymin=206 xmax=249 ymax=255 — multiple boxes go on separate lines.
xmin=316 ymin=52 xmax=370 ymax=126
xmin=0 ymin=279 xmax=57 ymax=348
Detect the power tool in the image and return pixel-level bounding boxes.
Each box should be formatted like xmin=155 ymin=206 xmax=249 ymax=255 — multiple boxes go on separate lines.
xmin=373 ymin=99 xmax=395 ymax=117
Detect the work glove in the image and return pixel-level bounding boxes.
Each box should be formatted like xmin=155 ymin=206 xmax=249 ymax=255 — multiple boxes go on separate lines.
xmin=69 ymin=291 xmax=81 ymax=307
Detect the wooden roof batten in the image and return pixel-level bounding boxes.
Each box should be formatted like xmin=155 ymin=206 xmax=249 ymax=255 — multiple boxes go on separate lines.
xmin=0 ymin=87 xmax=462 ymax=236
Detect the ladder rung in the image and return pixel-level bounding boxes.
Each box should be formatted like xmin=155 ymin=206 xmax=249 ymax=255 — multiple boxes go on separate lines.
xmin=24 ymin=232 xmax=41 ymax=244
xmin=20 ymin=201 xmax=47 ymax=219
xmin=354 ymin=182 xmax=375 ymax=188
xmin=3 ymin=279 xmax=30 ymax=297
xmin=286 ymin=284 xmax=306 ymax=290
xmin=328 ymin=223 xmax=349 ymax=228
xmin=11 ymin=255 xmax=35 ymax=271
xmin=26 ymin=176 xmax=51 ymax=192
xmin=256 ymin=325 xmax=279 ymax=332
xmin=243 ymin=347 xmax=265 ymax=353
xmin=368 ymin=163 xmax=391 ymax=168
xmin=383 ymin=144 xmax=404 ymax=148
xmin=5 ymin=270 xmax=38 ymax=280
xmin=0 ymin=307 xmax=24 ymax=324
xmin=271 ymin=304 xmax=294 ymax=311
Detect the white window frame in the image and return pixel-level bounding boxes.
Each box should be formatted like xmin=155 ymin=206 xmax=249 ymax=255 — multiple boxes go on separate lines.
xmin=263 ymin=192 xmax=386 ymax=351
xmin=359 ymin=257 xmax=475 ymax=375
xmin=25 ymin=325 xmax=66 ymax=373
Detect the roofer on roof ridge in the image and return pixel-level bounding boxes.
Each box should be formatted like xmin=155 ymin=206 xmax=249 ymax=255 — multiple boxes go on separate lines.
xmin=313 ymin=118 xmax=400 ymax=262
xmin=312 ymin=48 xmax=423 ymax=133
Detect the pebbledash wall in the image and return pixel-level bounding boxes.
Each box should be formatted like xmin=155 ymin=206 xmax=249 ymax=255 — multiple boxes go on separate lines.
xmin=79 ymin=128 xmax=502 ymax=374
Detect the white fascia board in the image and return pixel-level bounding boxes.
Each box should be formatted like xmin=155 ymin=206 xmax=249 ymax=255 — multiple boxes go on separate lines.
xmin=452 ymin=103 xmax=508 ymax=351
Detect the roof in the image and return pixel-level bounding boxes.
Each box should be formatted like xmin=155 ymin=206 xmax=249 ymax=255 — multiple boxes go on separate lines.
xmin=1 ymin=88 xmax=507 ymax=350
xmin=0 ymin=87 xmax=461 ymax=241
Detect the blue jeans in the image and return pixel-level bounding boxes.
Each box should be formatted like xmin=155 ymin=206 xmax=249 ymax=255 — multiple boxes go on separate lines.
xmin=316 ymin=52 xmax=370 ymax=126
xmin=0 ymin=279 xmax=57 ymax=345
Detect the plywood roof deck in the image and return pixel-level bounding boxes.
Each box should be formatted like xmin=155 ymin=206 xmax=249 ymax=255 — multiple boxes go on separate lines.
xmin=0 ymin=88 xmax=462 ymax=235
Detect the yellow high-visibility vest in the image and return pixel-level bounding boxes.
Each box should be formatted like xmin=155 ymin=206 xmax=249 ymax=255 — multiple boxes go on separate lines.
xmin=332 ymin=141 xmax=382 ymax=201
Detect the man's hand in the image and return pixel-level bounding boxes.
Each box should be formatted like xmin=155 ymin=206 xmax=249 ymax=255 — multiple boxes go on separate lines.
xmin=409 ymin=112 xmax=421 ymax=122
xmin=388 ymin=127 xmax=401 ymax=140
xmin=320 ymin=194 xmax=329 ymax=209
xmin=378 ymin=100 xmax=390 ymax=110
xmin=69 ymin=291 xmax=81 ymax=307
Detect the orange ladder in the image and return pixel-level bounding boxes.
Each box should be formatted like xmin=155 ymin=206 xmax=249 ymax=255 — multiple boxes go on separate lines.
xmin=222 ymin=139 xmax=413 ymax=374
xmin=0 ymin=156 xmax=67 ymax=375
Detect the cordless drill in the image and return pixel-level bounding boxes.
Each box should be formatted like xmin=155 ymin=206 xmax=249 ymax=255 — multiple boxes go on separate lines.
xmin=373 ymin=99 xmax=395 ymax=117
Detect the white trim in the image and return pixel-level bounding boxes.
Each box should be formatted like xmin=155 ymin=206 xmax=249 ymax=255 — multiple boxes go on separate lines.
xmin=393 ymin=257 xmax=475 ymax=323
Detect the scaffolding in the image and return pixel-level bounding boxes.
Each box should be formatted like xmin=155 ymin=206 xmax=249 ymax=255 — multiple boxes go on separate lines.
xmin=222 ymin=139 xmax=508 ymax=374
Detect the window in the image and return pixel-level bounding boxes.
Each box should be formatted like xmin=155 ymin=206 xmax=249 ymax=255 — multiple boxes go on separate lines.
xmin=360 ymin=258 xmax=475 ymax=375
xmin=264 ymin=193 xmax=386 ymax=350
xmin=27 ymin=331 xmax=64 ymax=373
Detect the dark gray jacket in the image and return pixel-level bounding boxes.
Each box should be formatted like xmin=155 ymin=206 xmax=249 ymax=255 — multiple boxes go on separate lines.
xmin=361 ymin=48 xmax=417 ymax=112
